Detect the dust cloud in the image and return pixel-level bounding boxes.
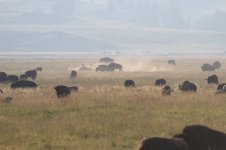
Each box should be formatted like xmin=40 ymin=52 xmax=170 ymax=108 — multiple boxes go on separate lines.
xmin=117 ymin=59 xmax=176 ymax=72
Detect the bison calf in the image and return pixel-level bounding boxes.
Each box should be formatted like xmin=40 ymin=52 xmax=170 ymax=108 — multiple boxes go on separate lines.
xmin=162 ymin=85 xmax=173 ymax=96
xmin=138 ymin=137 xmax=188 ymax=150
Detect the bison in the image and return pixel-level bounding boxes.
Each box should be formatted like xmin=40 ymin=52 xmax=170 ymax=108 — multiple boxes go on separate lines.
xmin=201 ymin=63 xmax=215 ymax=72
xmin=10 ymin=80 xmax=39 ymax=89
xmin=155 ymin=79 xmax=167 ymax=86
xmin=7 ymin=75 xmax=19 ymax=83
xmin=217 ymin=83 xmax=226 ymax=90
xmin=96 ymin=65 xmax=109 ymax=72
xmin=138 ymin=137 xmax=188 ymax=150
xmin=215 ymin=84 xmax=226 ymax=94
xmin=174 ymin=125 xmax=226 ymax=150
xmin=54 ymin=85 xmax=79 ymax=98
xmin=99 ymin=57 xmax=114 ymax=63
xmin=179 ymin=81 xmax=197 ymax=92
xmin=212 ymin=61 xmax=221 ymax=70
xmin=162 ymin=85 xmax=173 ymax=96
xmin=124 ymin=80 xmax=135 ymax=88
xmin=0 ymin=89 xmax=3 ymax=94
xmin=25 ymin=69 xmax=37 ymax=80
xmin=0 ymin=72 xmax=7 ymax=83
xmin=108 ymin=63 xmax=122 ymax=71
xmin=70 ymin=70 xmax=77 ymax=79
xmin=168 ymin=60 xmax=176 ymax=65
xmin=206 ymin=75 xmax=218 ymax=85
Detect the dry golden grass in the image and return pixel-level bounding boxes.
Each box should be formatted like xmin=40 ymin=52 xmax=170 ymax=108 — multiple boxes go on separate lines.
xmin=0 ymin=57 xmax=226 ymax=150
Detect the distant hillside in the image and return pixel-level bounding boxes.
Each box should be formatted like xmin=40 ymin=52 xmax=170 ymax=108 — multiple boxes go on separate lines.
xmin=0 ymin=31 xmax=118 ymax=52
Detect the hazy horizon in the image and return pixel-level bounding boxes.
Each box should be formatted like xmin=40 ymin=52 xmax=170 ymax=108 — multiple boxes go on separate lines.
xmin=0 ymin=0 xmax=226 ymax=53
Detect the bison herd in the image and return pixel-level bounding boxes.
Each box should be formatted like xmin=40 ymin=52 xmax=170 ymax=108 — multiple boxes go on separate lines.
xmin=0 ymin=59 xmax=225 ymax=99
xmin=139 ymin=124 xmax=226 ymax=150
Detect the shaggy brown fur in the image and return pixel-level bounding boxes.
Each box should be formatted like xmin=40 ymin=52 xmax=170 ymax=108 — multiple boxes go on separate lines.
xmin=174 ymin=125 xmax=226 ymax=150
xmin=138 ymin=137 xmax=188 ymax=150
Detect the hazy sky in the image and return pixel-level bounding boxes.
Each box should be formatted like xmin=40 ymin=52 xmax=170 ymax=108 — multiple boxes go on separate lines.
xmin=0 ymin=0 xmax=225 ymax=31
xmin=0 ymin=0 xmax=226 ymax=52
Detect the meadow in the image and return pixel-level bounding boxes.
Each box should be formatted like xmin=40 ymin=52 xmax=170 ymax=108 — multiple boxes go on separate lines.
xmin=0 ymin=56 xmax=226 ymax=150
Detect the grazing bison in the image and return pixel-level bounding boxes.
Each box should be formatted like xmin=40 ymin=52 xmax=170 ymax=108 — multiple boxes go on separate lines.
xmin=108 ymin=63 xmax=122 ymax=71
xmin=54 ymin=85 xmax=78 ymax=98
xmin=20 ymin=74 xmax=28 ymax=80
xmin=0 ymin=72 xmax=7 ymax=83
xmin=206 ymin=75 xmax=218 ymax=84
xmin=7 ymin=75 xmax=19 ymax=83
xmin=162 ymin=85 xmax=173 ymax=96
xmin=174 ymin=125 xmax=226 ymax=150
xmin=99 ymin=57 xmax=114 ymax=63
xmin=10 ymin=80 xmax=39 ymax=89
xmin=179 ymin=81 xmax=197 ymax=92
xmin=25 ymin=69 xmax=37 ymax=80
xmin=70 ymin=70 xmax=77 ymax=79
xmin=217 ymin=83 xmax=226 ymax=90
xmin=138 ymin=137 xmax=188 ymax=150
xmin=168 ymin=60 xmax=176 ymax=65
xmin=36 ymin=67 xmax=43 ymax=72
xmin=212 ymin=61 xmax=221 ymax=70
xmin=124 ymin=80 xmax=135 ymax=88
xmin=96 ymin=65 xmax=109 ymax=72
xmin=215 ymin=84 xmax=226 ymax=94
xmin=155 ymin=79 xmax=167 ymax=86
xmin=201 ymin=63 xmax=215 ymax=72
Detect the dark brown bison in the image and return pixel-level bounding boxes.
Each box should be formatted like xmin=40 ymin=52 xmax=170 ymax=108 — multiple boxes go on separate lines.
xmin=124 ymin=80 xmax=135 ymax=88
xmin=0 ymin=89 xmax=3 ymax=94
xmin=201 ymin=63 xmax=215 ymax=72
xmin=25 ymin=69 xmax=37 ymax=80
xmin=168 ymin=60 xmax=176 ymax=65
xmin=108 ymin=63 xmax=122 ymax=71
xmin=155 ymin=79 xmax=167 ymax=86
xmin=174 ymin=125 xmax=226 ymax=150
xmin=99 ymin=57 xmax=114 ymax=63
xmin=96 ymin=65 xmax=109 ymax=72
xmin=217 ymin=83 xmax=226 ymax=90
xmin=138 ymin=137 xmax=188 ymax=150
xmin=54 ymin=85 xmax=79 ymax=98
xmin=70 ymin=70 xmax=77 ymax=79
xmin=215 ymin=84 xmax=226 ymax=94
xmin=7 ymin=75 xmax=19 ymax=83
xmin=10 ymin=80 xmax=39 ymax=89
xmin=179 ymin=81 xmax=197 ymax=92
xmin=36 ymin=67 xmax=43 ymax=72
xmin=206 ymin=75 xmax=218 ymax=84
xmin=212 ymin=61 xmax=221 ymax=70
xmin=162 ymin=85 xmax=173 ymax=96
xmin=0 ymin=72 xmax=7 ymax=83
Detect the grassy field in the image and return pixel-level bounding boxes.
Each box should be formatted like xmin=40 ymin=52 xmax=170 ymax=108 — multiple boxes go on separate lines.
xmin=0 ymin=56 xmax=226 ymax=150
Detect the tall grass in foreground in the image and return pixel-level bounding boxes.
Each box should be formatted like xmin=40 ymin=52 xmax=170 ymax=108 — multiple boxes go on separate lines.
xmin=0 ymin=87 xmax=226 ymax=150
